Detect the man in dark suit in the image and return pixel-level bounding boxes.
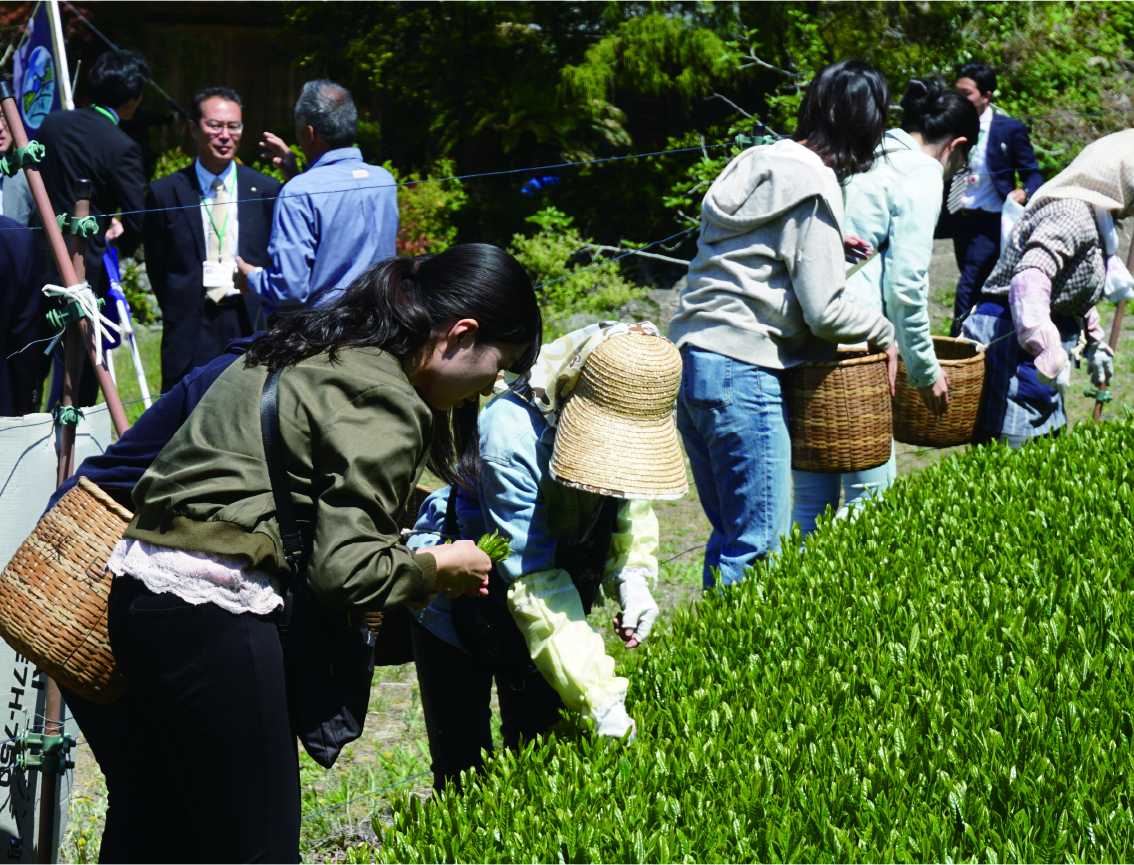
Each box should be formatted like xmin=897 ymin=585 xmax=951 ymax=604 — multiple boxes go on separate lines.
xmin=941 ymin=62 xmax=1045 ymax=335
xmin=0 ymin=215 xmax=40 ymax=415
xmin=145 ymin=87 xmax=280 ymax=392
xmin=33 ymin=49 xmax=150 ymax=407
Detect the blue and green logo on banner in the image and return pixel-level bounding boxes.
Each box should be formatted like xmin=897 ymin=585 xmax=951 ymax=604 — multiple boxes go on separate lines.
xmin=12 ymin=3 xmax=63 ymax=139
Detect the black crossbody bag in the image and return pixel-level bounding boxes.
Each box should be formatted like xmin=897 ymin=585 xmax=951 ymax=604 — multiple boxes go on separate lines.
xmin=261 ymin=367 xmax=376 ymax=769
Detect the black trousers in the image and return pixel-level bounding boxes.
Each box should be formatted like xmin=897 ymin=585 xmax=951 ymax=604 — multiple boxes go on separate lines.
xmin=107 ymin=577 xmax=300 ymax=863
xmin=411 ymin=620 xmax=563 ymax=793
xmin=950 ymin=209 xmax=1002 ymax=336
xmin=61 ymin=686 xmax=206 ymax=864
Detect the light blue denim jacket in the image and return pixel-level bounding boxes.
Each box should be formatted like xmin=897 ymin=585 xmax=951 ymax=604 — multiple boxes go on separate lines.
xmin=842 ymin=129 xmax=944 ymax=388
xmin=246 ymin=148 xmax=398 ymax=310
xmin=408 ymin=391 xmax=658 ymax=650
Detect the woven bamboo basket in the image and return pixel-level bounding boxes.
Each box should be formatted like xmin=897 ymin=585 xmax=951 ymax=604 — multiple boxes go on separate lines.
xmin=0 ymin=477 xmax=129 ymax=704
xmin=893 ymin=337 xmax=985 ymax=448
xmin=784 ymin=348 xmax=892 ymax=473
xmin=367 ymin=483 xmax=434 ymax=666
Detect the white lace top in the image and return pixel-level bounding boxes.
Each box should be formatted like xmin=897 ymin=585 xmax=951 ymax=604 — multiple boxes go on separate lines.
xmin=107 ymin=538 xmax=284 ymax=616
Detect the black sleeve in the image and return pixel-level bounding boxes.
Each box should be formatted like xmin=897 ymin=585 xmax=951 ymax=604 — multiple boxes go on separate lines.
xmin=112 ymin=139 xmax=147 ymax=258
xmin=1013 ymin=122 xmax=1045 ymax=198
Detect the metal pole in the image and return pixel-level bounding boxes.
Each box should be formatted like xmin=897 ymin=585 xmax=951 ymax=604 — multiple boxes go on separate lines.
xmin=1090 ymin=240 xmax=1134 ymax=422
xmin=0 ymin=80 xmax=131 ymax=436
xmin=45 ymin=0 xmax=74 ymax=111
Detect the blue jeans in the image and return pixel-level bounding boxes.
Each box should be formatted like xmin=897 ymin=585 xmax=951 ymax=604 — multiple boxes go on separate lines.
xmin=790 ymin=446 xmax=896 ymax=537
xmin=675 ymin=346 xmax=791 ymax=589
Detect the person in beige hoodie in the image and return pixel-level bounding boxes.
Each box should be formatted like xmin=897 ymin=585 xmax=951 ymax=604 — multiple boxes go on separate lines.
xmin=668 ymin=59 xmax=898 ymax=589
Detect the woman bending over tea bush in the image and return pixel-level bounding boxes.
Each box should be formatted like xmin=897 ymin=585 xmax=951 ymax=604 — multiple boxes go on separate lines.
xmin=961 ymin=130 xmax=1133 ymax=447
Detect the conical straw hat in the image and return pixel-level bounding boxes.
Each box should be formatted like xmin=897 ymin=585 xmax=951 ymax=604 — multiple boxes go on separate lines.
xmin=550 ymin=332 xmax=688 ymax=499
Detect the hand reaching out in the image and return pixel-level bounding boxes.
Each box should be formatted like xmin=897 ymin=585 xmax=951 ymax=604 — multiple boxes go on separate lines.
xmin=260 ymin=131 xmax=300 ymax=182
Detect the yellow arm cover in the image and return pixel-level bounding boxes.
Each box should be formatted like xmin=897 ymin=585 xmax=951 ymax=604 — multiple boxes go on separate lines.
xmin=603 ymin=499 xmax=659 ymax=579
xmin=507 ymin=569 xmax=628 ymax=720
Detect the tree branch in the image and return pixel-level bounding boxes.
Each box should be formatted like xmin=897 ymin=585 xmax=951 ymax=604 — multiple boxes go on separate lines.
xmin=736 ymin=49 xmax=801 ymax=79
xmin=583 ymin=243 xmax=690 ymax=266
xmin=705 ymin=90 xmax=752 ymax=119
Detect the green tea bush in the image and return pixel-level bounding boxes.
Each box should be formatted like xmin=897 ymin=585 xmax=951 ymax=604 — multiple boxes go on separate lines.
xmin=374 ymin=417 xmax=1134 ymax=862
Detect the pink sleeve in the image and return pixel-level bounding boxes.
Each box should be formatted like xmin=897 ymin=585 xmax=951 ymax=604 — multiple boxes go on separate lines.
xmin=1008 ymin=268 xmax=1068 ymax=380
xmin=1083 ymin=306 xmax=1106 ymax=344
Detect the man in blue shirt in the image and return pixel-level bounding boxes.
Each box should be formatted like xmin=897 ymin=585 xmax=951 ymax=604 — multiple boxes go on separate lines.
xmin=235 ymin=80 xmax=398 ymax=309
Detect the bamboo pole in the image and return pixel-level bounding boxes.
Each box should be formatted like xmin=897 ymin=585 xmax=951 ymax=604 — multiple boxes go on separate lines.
xmin=0 ymin=81 xmax=131 ymax=436
xmin=54 ymin=181 xmax=91 ymax=487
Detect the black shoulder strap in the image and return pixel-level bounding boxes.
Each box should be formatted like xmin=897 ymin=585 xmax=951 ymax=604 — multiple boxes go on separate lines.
xmin=261 ymin=367 xmax=304 ymax=574
xmin=442 ymin=484 xmax=460 ymax=540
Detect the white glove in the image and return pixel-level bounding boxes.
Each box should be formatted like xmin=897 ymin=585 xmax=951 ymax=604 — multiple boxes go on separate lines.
xmin=1038 ymin=361 xmax=1071 ymax=399
xmin=1088 ymin=342 xmax=1115 ymax=388
xmin=1105 ymin=255 xmax=1134 ymax=303
xmin=593 ymin=694 xmax=636 ymax=742
xmin=610 ymin=567 xmax=659 ymax=646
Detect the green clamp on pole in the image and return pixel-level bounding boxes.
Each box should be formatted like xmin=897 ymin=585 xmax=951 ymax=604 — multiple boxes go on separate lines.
xmin=14 ymin=731 xmax=76 ymax=775
xmin=1083 ymin=385 xmax=1114 ymax=403
xmin=56 ymin=213 xmax=101 ymax=238
xmin=733 ymin=132 xmax=777 ymax=151
xmin=0 ymin=141 xmax=46 ymax=177
xmin=53 ymin=405 xmax=84 ymax=427
xmin=45 ymin=297 xmax=104 ymax=331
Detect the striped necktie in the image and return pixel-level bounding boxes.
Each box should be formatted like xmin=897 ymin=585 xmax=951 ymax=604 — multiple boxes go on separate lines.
xmin=946 ymin=172 xmax=967 ymax=214
xmin=207 ymin=176 xmax=233 ymax=262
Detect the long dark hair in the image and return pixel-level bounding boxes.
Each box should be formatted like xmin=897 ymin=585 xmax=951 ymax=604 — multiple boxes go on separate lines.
xmin=793 ymin=60 xmax=888 ymax=180
xmin=245 ymin=243 xmax=542 ymax=489
xmin=899 ymin=77 xmax=979 ymax=155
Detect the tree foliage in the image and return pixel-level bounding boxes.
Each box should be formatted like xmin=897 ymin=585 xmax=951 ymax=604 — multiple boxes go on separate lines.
xmin=272 ymin=2 xmax=1134 ymax=275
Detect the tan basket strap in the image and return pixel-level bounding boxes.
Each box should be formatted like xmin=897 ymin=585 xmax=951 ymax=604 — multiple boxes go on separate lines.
xmin=76 ymin=476 xmax=134 ymax=522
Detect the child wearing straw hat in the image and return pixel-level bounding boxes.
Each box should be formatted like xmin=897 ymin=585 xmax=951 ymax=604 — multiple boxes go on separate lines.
xmin=960 ymin=128 xmax=1134 ymax=446
xmin=406 ymin=322 xmax=687 ymax=793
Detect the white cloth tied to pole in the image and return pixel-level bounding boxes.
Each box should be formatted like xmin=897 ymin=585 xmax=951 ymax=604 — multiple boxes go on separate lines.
xmin=41 ymin=281 xmax=122 ymax=367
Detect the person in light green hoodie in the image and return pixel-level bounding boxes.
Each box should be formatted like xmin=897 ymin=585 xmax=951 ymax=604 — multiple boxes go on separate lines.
xmin=791 ymin=77 xmax=979 ymax=536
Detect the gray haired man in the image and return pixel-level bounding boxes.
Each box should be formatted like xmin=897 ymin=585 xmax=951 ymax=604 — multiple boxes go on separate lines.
xmin=235 ymin=79 xmax=398 ymax=309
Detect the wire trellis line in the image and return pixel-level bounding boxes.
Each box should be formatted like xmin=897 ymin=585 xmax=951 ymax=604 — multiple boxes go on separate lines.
xmin=0 ymin=140 xmax=733 ymax=233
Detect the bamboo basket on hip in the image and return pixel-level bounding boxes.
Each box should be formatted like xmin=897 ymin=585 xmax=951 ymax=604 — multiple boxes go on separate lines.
xmin=0 ymin=481 xmax=435 ymax=704
xmin=784 ymin=335 xmax=986 ymax=473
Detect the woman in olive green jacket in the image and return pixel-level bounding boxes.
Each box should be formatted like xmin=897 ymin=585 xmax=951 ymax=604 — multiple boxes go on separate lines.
xmin=105 ymin=244 xmax=541 ymax=862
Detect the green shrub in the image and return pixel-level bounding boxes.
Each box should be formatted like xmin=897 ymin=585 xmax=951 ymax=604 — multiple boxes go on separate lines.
xmin=383 ymin=158 xmax=467 ymax=255
xmin=509 ymin=206 xmax=645 ymax=329
xmin=150 ymin=146 xmax=193 ymax=182
xmin=373 ymin=417 xmax=1134 ymax=862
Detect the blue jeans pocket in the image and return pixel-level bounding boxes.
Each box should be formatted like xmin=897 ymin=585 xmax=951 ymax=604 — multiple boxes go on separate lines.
xmin=681 ymin=348 xmax=733 ymax=410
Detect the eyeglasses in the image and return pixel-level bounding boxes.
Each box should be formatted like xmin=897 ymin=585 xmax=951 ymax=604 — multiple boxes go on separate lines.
xmin=202 ymin=120 xmax=244 ymax=133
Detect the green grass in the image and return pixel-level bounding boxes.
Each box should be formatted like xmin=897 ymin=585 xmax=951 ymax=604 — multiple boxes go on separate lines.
xmin=371 ymin=416 xmax=1134 ymax=863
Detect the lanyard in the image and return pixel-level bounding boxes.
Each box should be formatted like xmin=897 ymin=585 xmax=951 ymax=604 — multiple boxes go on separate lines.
xmin=200 ymin=181 xmax=231 ymax=261
xmin=93 ymin=105 xmax=118 ymax=126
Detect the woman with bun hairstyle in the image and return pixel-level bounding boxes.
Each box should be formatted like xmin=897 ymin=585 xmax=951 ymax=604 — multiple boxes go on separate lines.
xmin=668 ymin=60 xmax=898 ymax=588
xmin=791 ymin=77 xmax=978 ymax=535
xmin=106 ymin=244 xmax=542 ymax=862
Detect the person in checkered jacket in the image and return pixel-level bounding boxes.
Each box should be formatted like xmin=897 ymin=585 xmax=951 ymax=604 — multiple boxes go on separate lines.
xmin=961 ymin=129 xmax=1134 ymax=446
